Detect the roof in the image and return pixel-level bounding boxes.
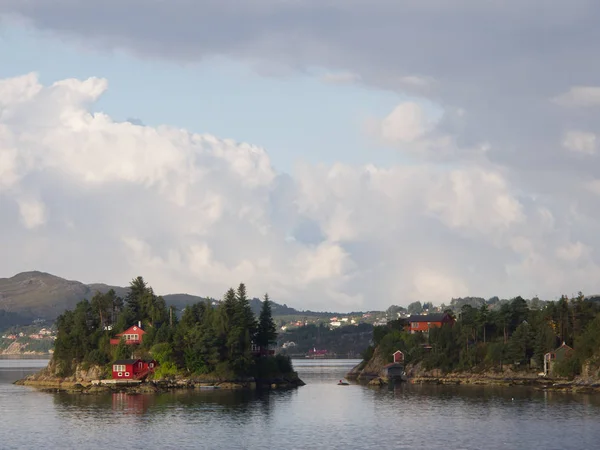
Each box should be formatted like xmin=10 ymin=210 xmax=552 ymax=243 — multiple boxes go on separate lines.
xmin=112 ymin=359 xmax=140 ymax=365
xmin=116 ymin=325 xmax=146 ymax=336
xmin=407 ymin=313 xmax=449 ymax=322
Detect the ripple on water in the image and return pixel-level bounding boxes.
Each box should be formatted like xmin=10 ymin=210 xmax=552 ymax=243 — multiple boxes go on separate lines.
xmin=1 ymin=359 xmax=600 ymax=449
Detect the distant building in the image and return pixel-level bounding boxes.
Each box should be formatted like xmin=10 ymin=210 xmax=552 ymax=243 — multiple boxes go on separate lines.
xmin=110 ymin=324 xmax=145 ymax=346
xmin=544 ymin=342 xmax=574 ymax=376
xmin=251 ymin=343 xmax=276 ymax=357
xmin=393 ymin=350 xmax=404 ymax=364
xmin=383 ymin=350 xmax=406 ymax=380
xmin=330 ymin=321 xmax=342 ymax=327
xmin=405 ymin=313 xmax=455 ymax=333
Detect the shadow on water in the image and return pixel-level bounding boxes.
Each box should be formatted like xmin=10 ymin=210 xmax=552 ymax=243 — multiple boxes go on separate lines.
xmin=380 ymin=381 xmax=600 ymax=409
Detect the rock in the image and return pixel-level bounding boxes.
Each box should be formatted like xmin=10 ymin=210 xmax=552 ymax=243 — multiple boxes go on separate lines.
xmin=368 ymin=377 xmax=386 ymax=387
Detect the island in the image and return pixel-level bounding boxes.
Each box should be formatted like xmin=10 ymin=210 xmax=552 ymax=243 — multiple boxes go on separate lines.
xmin=16 ymin=277 xmax=304 ymax=393
xmin=348 ymin=294 xmax=600 ymax=393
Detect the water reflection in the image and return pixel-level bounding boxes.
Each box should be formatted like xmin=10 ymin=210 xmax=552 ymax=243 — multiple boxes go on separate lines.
xmin=2 ymin=358 xmax=600 ymax=449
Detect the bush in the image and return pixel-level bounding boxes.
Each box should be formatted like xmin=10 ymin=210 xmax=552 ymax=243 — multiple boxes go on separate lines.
xmin=275 ymin=354 xmax=293 ymax=373
xmin=153 ymin=361 xmax=178 ymax=379
xmin=554 ymin=356 xmax=580 ymax=378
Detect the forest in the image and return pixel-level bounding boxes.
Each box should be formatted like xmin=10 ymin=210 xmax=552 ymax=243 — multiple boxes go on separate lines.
xmin=53 ymin=276 xmax=291 ymax=380
xmin=368 ymin=293 xmax=600 ymax=378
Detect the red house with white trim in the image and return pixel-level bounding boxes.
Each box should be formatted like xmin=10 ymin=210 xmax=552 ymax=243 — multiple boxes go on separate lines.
xmin=111 ymin=359 xmax=158 ymax=380
xmin=110 ymin=324 xmax=145 ymax=346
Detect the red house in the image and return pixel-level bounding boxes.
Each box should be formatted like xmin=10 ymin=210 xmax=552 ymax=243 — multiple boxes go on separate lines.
xmin=393 ymin=350 xmax=404 ymax=363
xmin=112 ymin=359 xmax=158 ymax=380
xmin=405 ymin=313 xmax=455 ymax=333
xmin=110 ymin=323 xmax=146 ymax=346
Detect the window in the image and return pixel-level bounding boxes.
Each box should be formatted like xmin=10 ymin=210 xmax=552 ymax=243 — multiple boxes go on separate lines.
xmin=113 ymin=364 xmax=126 ymax=372
xmin=411 ymin=322 xmax=418 ymax=328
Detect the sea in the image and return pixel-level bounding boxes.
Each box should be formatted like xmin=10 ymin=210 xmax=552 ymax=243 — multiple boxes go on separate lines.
xmin=1 ymin=356 xmax=600 ymax=449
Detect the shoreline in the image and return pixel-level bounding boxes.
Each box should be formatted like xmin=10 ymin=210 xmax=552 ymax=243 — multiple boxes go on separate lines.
xmin=346 ymin=357 xmax=600 ymax=393
xmin=14 ymin=373 xmax=305 ymax=393
xmin=406 ymin=375 xmax=600 ymax=393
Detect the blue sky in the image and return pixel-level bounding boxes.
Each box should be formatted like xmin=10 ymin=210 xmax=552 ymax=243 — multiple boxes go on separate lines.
xmin=0 ymin=23 xmax=414 ymax=173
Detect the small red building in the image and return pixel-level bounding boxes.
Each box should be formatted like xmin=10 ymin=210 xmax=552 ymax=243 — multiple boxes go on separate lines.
xmin=405 ymin=313 xmax=455 ymax=333
xmin=112 ymin=359 xmax=158 ymax=380
xmin=110 ymin=324 xmax=146 ymax=346
xmin=393 ymin=350 xmax=404 ymax=363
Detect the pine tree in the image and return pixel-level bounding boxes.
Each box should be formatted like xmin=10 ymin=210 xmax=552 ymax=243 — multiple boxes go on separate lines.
xmin=256 ymin=293 xmax=277 ymax=350
xmin=126 ymin=276 xmax=147 ymax=318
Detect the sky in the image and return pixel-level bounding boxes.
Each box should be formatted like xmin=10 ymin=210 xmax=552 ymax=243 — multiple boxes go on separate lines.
xmin=1 ymin=1 xmax=600 ymax=312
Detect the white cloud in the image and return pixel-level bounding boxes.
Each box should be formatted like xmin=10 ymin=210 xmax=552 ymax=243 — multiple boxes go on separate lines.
xmin=17 ymin=197 xmax=47 ymax=229
xmin=379 ymin=102 xmax=433 ymax=144
xmin=2 ymin=73 xmax=600 ymax=310
xmin=553 ymin=86 xmax=600 ymax=108
xmin=372 ymin=101 xmax=489 ymax=160
xmin=562 ymin=130 xmax=597 ymax=155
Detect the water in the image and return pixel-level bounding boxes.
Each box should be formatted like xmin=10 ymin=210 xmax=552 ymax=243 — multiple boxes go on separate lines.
xmin=2 ymin=358 xmax=600 ymax=449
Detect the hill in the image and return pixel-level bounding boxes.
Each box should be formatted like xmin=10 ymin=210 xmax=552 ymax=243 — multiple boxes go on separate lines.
xmin=0 ymin=271 xmax=347 ymax=327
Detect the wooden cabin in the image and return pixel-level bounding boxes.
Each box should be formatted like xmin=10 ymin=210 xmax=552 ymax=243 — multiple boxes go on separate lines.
xmin=111 ymin=359 xmax=158 ymax=380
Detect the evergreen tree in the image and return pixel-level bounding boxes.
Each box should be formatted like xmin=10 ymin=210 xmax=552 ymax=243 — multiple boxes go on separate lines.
xmin=256 ymin=293 xmax=278 ymax=350
xmin=125 ymin=276 xmax=148 ymax=318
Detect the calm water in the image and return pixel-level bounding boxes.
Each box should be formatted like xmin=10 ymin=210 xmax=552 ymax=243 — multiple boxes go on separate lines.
xmin=2 ymin=358 xmax=600 ymax=449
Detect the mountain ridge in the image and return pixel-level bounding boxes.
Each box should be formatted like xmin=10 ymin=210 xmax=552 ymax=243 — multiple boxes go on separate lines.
xmin=0 ymin=271 xmax=345 ymax=324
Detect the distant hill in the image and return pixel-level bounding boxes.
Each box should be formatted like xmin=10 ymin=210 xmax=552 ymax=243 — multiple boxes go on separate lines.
xmin=0 ymin=271 xmax=339 ymax=326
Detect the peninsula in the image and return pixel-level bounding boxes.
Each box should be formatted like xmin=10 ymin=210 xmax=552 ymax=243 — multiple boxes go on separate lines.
xmin=348 ymin=294 xmax=600 ymax=393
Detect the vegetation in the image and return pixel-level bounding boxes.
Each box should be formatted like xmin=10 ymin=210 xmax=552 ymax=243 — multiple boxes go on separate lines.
xmin=365 ymin=293 xmax=600 ymax=378
xmin=53 ymin=276 xmax=292 ymax=380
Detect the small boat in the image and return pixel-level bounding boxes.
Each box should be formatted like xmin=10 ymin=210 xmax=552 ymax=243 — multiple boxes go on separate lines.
xmin=337 ymin=380 xmax=350 ymax=386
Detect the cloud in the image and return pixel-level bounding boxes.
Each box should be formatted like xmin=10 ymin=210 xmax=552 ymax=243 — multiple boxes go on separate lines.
xmin=320 ymin=72 xmax=361 ymax=85
xmin=5 ymin=0 xmax=600 ymax=174
xmin=562 ymin=130 xmax=597 ymax=155
xmin=553 ymin=86 xmax=600 ymax=108
xmin=379 ymin=102 xmax=432 ymax=144
xmin=17 ymin=197 xmax=47 ymax=229
xmin=3 ymin=73 xmax=600 ymax=309
xmin=370 ymin=101 xmax=488 ymax=160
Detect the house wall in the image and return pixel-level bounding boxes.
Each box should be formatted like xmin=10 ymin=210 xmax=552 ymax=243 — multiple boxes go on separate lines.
xmin=407 ymin=321 xmax=443 ymax=333
xmin=112 ymin=364 xmax=135 ymax=379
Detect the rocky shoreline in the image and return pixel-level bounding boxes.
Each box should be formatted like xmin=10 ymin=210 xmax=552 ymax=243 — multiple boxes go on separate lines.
xmin=346 ymin=351 xmax=600 ymax=393
xmin=14 ymin=376 xmax=306 ymax=394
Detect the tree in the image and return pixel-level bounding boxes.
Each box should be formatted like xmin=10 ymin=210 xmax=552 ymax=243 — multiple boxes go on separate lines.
xmin=407 ymin=301 xmax=423 ymax=315
xmin=256 ymin=293 xmax=277 ymax=349
xmin=126 ymin=276 xmax=148 ymax=318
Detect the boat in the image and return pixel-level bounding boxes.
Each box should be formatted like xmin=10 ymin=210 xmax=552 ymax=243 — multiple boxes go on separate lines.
xmin=337 ymin=380 xmax=349 ymax=386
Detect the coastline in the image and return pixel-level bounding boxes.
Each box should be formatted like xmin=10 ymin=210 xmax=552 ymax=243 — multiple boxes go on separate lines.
xmin=13 ymin=363 xmax=306 ymax=393
xmin=14 ymin=377 xmax=305 ymax=393
xmin=346 ymin=357 xmax=600 ymax=393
